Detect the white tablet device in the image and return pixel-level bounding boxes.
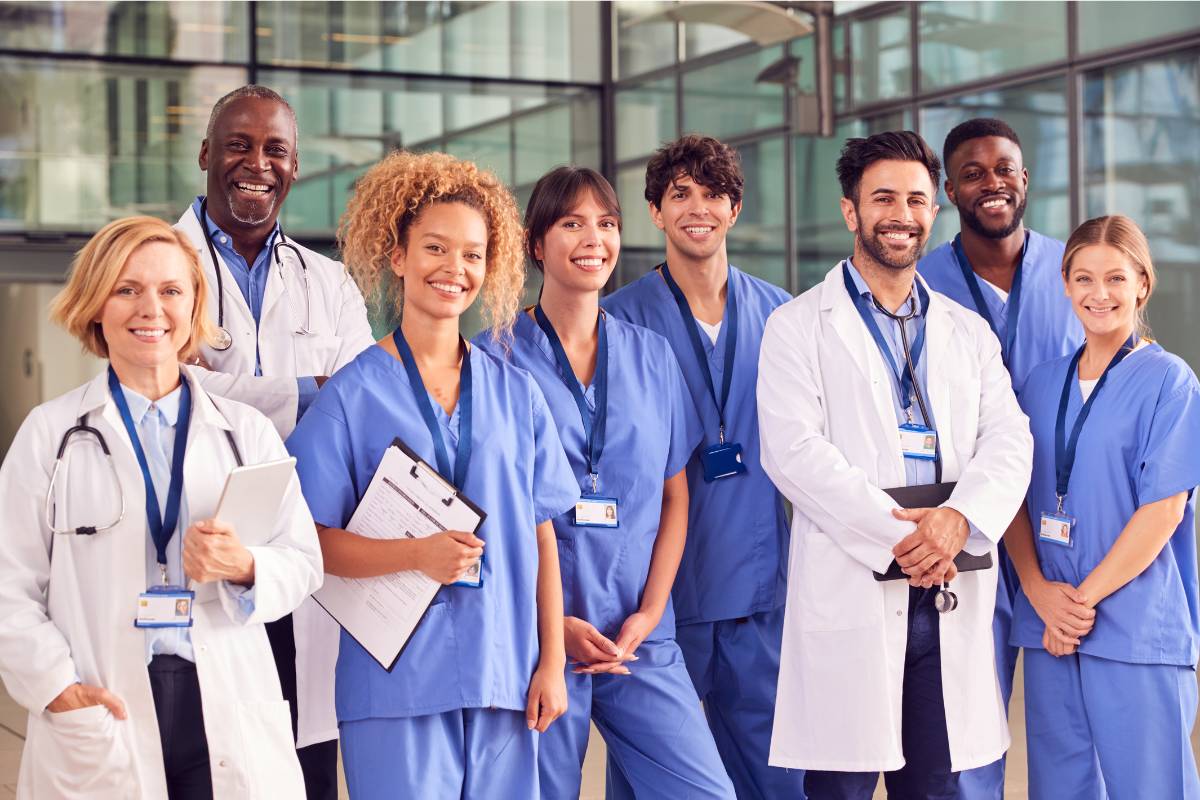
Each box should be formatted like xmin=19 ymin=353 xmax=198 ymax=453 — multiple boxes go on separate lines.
xmin=213 ymin=457 xmax=297 ymax=545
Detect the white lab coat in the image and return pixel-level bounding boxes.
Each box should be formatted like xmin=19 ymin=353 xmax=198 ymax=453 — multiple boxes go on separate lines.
xmin=176 ymin=207 xmax=376 ymax=747
xmin=0 ymin=367 xmax=323 ymax=798
xmin=758 ymin=263 xmax=1032 ymax=773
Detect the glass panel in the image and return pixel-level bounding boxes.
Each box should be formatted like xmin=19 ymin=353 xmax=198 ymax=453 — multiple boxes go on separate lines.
xmin=918 ymin=1 xmax=1067 ymax=91
xmin=261 ymin=70 xmax=600 ymax=237
xmin=918 ymin=77 xmax=1070 ymax=250
xmin=256 ymin=1 xmax=601 ymax=82
xmin=1079 ymin=1 xmax=1200 ymax=55
xmin=682 ymin=47 xmax=785 ymax=140
xmin=834 ymin=22 xmax=850 ymax=113
xmin=685 ymin=22 xmax=751 ymax=61
xmin=0 ymin=1 xmax=249 ymax=62
xmin=0 ymin=57 xmax=245 ymax=232
xmin=850 ymin=7 xmax=912 ymax=106
xmin=1083 ymin=51 xmax=1200 ymax=371
xmin=616 ymin=78 xmax=677 ymax=161
xmin=616 ymin=0 xmax=677 ymax=79
xmin=615 ymin=164 xmax=660 ymax=249
xmin=729 ymin=138 xmax=788 ymax=290
xmin=792 ymin=112 xmax=909 ymax=293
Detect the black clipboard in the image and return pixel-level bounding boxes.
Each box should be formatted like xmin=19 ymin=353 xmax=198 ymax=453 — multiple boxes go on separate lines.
xmin=312 ymin=437 xmax=487 ymax=672
xmin=872 ymin=481 xmax=993 ymax=581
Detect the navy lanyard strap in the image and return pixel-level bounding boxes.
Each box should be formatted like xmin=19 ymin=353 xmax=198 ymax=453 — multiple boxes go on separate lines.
xmin=533 ymin=305 xmax=608 ymax=485
xmin=108 ymin=367 xmax=191 ymax=568
xmin=659 ymin=262 xmax=738 ymax=442
xmin=392 ymin=327 xmax=473 ymax=488
xmin=951 ymin=233 xmax=1026 ymax=364
xmin=841 ymin=263 xmax=930 ymax=418
xmin=1054 ymin=332 xmax=1139 ymax=503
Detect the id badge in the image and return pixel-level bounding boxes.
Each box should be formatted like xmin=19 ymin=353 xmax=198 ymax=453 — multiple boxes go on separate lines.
xmin=1039 ymin=512 xmax=1074 ymax=547
xmin=135 ymin=585 xmax=195 ymax=628
xmin=575 ymin=495 xmax=619 ymax=528
xmin=899 ymin=423 xmax=937 ymax=461
xmin=454 ymin=553 xmax=484 ymax=588
xmin=701 ymin=441 xmax=747 ymax=482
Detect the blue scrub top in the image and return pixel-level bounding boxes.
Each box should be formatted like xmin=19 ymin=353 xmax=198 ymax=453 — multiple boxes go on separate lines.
xmin=475 ymin=312 xmax=702 ymax=643
xmin=1010 ymin=344 xmax=1200 ymax=666
xmin=286 ymin=343 xmax=579 ymax=720
xmin=602 ymin=265 xmax=791 ymax=625
xmin=918 ymin=229 xmax=1082 ymax=394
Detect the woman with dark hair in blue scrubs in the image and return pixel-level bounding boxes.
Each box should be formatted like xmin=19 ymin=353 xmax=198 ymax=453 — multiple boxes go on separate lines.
xmin=1006 ymin=214 xmax=1200 ymax=799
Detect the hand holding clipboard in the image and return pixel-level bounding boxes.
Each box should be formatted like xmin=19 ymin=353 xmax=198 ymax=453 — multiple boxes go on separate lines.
xmin=873 ymin=482 xmax=992 ymax=584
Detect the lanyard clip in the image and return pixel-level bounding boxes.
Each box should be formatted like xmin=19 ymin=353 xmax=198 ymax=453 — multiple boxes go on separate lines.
xmin=718 ymin=424 xmax=726 ymax=445
xmin=590 ymin=473 xmax=598 ymax=495
xmin=1056 ymin=494 xmax=1065 ymax=515
xmin=905 ymin=405 xmax=915 ymax=424
xmin=159 ymin=562 xmax=168 ymax=586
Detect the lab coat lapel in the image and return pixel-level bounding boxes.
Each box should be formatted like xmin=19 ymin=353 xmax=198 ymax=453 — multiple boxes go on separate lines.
xmin=921 ymin=280 xmax=959 ymax=479
xmin=175 ymin=209 xmax=255 ymax=337
xmin=260 ymin=234 xmax=286 ymax=323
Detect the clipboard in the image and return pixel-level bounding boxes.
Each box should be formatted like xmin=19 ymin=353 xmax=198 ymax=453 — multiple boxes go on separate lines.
xmin=312 ymin=437 xmax=486 ymax=672
xmin=872 ymin=481 xmax=993 ymax=581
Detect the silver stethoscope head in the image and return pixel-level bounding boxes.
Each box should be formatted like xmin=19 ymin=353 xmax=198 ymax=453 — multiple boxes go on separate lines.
xmin=44 ymin=418 xmax=125 ymax=536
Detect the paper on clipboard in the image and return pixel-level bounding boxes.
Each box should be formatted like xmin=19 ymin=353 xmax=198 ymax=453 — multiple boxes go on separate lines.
xmin=312 ymin=438 xmax=486 ymax=671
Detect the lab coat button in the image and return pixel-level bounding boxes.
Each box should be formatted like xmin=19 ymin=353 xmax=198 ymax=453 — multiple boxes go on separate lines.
xmin=896 ymin=610 xmax=903 ymax=616
xmin=218 ymin=759 xmax=227 ymax=768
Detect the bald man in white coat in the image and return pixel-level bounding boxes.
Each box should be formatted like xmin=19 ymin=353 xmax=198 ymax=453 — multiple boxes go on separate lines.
xmin=758 ymin=131 xmax=1032 ymax=799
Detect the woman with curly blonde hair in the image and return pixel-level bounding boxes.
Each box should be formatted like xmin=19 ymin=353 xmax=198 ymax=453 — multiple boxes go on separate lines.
xmin=286 ymin=151 xmax=579 ymax=799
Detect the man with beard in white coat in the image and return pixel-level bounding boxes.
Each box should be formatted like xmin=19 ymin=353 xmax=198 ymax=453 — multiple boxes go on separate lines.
xmin=174 ymin=85 xmax=375 ymax=799
xmin=757 ymin=130 xmax=1032 ymax=799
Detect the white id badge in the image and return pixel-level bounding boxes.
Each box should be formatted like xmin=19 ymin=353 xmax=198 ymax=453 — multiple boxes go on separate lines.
xmin=455 ymin=554 xmax=484 ymax=588
xmin=574 ymin=496 xmax=619 ymax=528
xmin=899 ymin=423 xmax=937 ymax=460
xmin=1039 ymin=512 xmax=1074 ymax=547
xmin=135 ymin=586 xmax=195 ymax=628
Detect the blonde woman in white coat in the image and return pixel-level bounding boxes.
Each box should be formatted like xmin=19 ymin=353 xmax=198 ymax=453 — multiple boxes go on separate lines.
xmin=0 ymin=216 xmax=322 ymax=799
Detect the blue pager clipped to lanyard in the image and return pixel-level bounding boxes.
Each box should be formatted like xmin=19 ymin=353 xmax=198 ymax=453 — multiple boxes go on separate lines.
xmin=660 ymin=262 xmax=746 ymax=483
xmin=534 ymin=305 xmax=618 ymax=528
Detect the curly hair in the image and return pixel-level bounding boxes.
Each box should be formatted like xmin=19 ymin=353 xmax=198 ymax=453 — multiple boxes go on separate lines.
xmin=644 ymin=134 xmax=744 ymax=209
xmin=338 ymin=150 xmax=525 ymax=338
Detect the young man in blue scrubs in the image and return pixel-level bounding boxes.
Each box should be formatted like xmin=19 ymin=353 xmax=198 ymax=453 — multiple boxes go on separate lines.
xmin=175 ymin=85 xmax=375 ymax=800
xmin=918 ymin=118 xmax=1082 ymax=799
xmin=603 ymin=135 xmax=803 ymax=799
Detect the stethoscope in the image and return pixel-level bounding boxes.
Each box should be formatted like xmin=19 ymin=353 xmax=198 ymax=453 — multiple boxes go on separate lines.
xmin=872 ymin=291 xmax=958 ymax=615
xmin=45 ymin=410 xmax=243 ymax=537
xmin=198 ymin=198 xmax=313 ymax=351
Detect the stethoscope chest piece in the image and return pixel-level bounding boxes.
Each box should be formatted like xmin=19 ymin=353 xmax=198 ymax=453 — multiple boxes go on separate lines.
xmin=934 ymin=583 xmax=958 ymax=614
xmin=212 ymin=326 xmax=233 ymax=351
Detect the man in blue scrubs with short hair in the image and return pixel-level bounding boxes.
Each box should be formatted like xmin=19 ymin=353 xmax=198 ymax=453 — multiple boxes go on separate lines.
xmin=918 ymin=117 xmax=1083 ymax=799
xmin=603 ymin=134 xmax=804 ymax=799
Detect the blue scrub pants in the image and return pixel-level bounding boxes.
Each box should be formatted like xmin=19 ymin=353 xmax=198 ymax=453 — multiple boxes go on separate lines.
xmin=541 ymin=638 xmax=733 ymax=799
xmin=957 ymin=543 xmax=1019 ymax=800
xmin=340 ymin=708 xmax=538 ymax=800
xmin=608 ymin=605 xmax=805 ymax=799
xmin=1024 ymin=648 xmax=1200 ymax=800
xmin=804 ymin=588 xmax=959 ymax=800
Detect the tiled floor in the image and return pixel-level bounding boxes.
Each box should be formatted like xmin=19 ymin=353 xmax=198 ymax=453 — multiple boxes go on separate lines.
xmin=1 ymin=658 xmax=1196 ymax=799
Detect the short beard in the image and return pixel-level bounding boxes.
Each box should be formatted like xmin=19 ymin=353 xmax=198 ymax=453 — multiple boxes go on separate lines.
xmin=226 ymin=190 xmax=277 ymax=226
xmin=960 ymin=194 xmax=1027 ymax=240
xmin=858 ymin=225 xmax=924 ymax=271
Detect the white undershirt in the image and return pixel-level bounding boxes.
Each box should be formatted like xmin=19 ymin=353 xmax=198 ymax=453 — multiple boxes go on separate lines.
xmin=1079 ymin=339 xmax=1149 ymax=400
xmin=979 ymin=275 xmax=1009 ymax=303
xmin=695 ymin=317 xmax=722 ymax=345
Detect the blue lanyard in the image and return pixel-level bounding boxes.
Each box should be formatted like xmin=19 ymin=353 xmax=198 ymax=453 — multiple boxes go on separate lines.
xmin=108 ymin=367 xmax=191 ymax=570
xmin=392 ymin=327 xmax=473 ymax=488
xmin=841 ymin=263 xmax=930 ymax=418
xmin=951 ymin=232 xmax=1026 ymax=365
xmin=1054 ymin=332 xmax=1138 ymax=503
xmin=534 ymin=305 xmax=608 ymax=491
xmin=660 ymin=262 xmax=738 ymax=443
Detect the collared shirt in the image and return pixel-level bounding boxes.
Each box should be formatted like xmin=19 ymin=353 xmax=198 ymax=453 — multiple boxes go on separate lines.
xmin=845 ymin=259 xmax=935 ymax=487
xmin=190 ymin=196 xmax=319 ymax=416
xmin=120 ymin=383 xmax=255 ymax=664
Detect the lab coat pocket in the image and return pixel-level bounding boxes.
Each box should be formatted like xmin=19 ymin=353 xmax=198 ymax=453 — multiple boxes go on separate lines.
xmin=30 ymin=705 xmax=136 ymax=797
xmin=236 ymin=700 xmax=304 ymax=798
xmin=797 ymin=533 xmax=881 ymax=632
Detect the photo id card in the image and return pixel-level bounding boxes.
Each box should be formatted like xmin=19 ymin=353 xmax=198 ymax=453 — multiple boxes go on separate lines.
xmin=1039 ymin=512 xmax=1074 ymax=547
xmin=700 ymin=441 xmax=747 ymax=482
xmin=575 ymin=495 xmax=619 ymax=528
xmin=135 ymin=586 xmax=195 ymax=628
xmin=454 ymin=554 xmax=484 ymax=588
xmin=899 ymin=423 xmax=938 ymax=461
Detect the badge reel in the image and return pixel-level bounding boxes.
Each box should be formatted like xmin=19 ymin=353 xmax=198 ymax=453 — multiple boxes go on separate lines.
xmin=575 ymin=474 xmax=619 ymax=528
xmin=934 ymin=582 xmax=958 ymax=614
xmin=701 ymin=425 xmax=748 ymax=483
xmin=135 ymin=565 xmax=194 ymax=629
xmin=1039 ymin=495 xmax=1074 ymax=548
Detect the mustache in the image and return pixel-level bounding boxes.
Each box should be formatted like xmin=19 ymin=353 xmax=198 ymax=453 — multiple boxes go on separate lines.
xmin=875 ymin=225 xmax=924 ymax=235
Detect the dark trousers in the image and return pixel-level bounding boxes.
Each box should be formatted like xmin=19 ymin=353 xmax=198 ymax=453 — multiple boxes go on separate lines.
xmin=149 ymin=655 xmax=213 ymax=800
xmin=804 ymin=588 xmax=960 ymax=800
xmin=265 ymin=614 xmax=339 ymax=800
